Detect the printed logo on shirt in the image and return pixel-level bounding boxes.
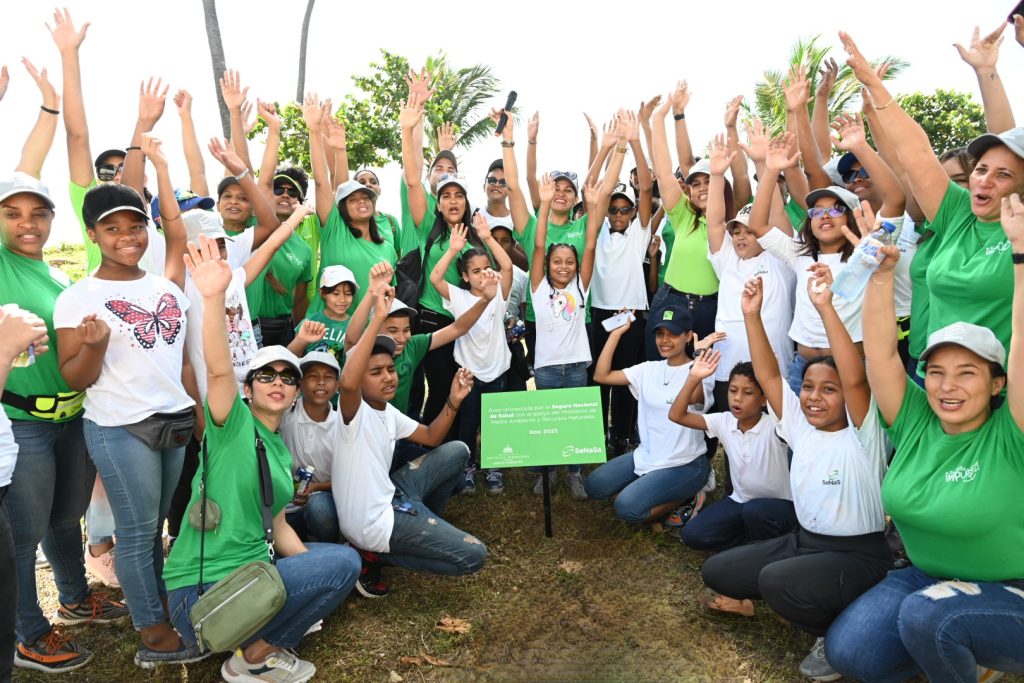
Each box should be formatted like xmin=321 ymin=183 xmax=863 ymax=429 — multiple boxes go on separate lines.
xmin=985 ymin=240 xmax=1010 ymax=257
xmin=945 ymin=461 xmax=979 ymax=483
xmin=225 ymin=295 xmax=256 ymax=369
xmin=105 ymin=293 xmax=184 ymax=350
xmin=549 ymin=289 xmax=579 ymax=321
xmin=822 ymin=468 xmax=841 ymax=486
xmin=753 ymin=263 xmax=769 ymax=278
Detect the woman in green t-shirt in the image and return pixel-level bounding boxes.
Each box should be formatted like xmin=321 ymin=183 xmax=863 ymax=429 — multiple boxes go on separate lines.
xmin=355 ymin=169 xmax=402 ymax=252
xmin=825 ymin=197 xmax=1024 ymax=681
xmin=165 ymin=235 xmax=360 ymax=681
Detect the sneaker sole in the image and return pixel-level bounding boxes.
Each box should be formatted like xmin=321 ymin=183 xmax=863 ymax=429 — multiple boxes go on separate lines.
xmin=14 ymin=650 xmax=94 ymax=674
xmin=53 ymin=612 xmax=131 ymax=627
xmin=355 ymin=582 xmax=388 ymax=599
xmin=134 ymin=649 xmax=211 ymax=669
xmin=803 ymin=674 xmax=841 ymax=682
xmin=486 ymin=486 xmax=504 ymax=495
xmin=222 ymin=659 xmax=317 ymax=683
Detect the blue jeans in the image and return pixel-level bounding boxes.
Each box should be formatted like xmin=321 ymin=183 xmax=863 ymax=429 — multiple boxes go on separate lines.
xmin=84 ymin=420 xmax=185 ymax=630
xmin=285 ymin=491 xmax=340 ymax=543
xmin=1 ymin=487 xmax=16 ymax=680
xmin=786 ymin=351 xmax=809 ymax=395
xmin=384 ymin=441 xmax=487 ymax=575
xmin=168 ymin=543 xmax=360 ymax=650
xmin=85 ymin=475 xmax=115 ymax=545
xmin=5 ymin=418 xmax=93 ymax=644
xmin=646 ymin=284 xmax=718 ymax=361
xmin=458 ymin=372 xmax=507 ymax=468
xmin=584 ymin=453 xmax=710 ymax=523
xmin=682 ymin=496 xmax=798 ymax=551
xmin=826 ymin=566 xmax=1024 ymax=682
xmin=531 ymin=361 xmax=589 ymax=475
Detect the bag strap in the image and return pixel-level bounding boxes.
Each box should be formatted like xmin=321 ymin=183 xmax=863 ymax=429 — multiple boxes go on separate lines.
xmin=416 ymin=231 xmax=441 ymax=302
xmin=197 ymin=436 xmax=209 ymax=595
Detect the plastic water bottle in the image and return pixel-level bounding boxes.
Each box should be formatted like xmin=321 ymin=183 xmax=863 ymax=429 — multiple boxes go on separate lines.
xmin=831 ymin=221 xmax=897 ymax=300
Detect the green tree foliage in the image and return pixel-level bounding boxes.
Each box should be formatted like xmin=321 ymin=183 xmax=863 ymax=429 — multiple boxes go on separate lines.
xmin=895 ymin=90 xmax=986 ymax=154
xmin=248 ymin=50 xmax=502 ymax=173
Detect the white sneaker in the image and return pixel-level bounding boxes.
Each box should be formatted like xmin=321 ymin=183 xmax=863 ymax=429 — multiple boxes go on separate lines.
xmin=35 ymin=545 xmax=49 ymax=568
xmin=84 ymin=546 xmax=120 ymax=588
xmin=221 ymin=648 xmax=316 ymax=682
xmin=566 ymin=472 xmax=588 ymax=500
xmin=702 ymin=468 xmax=717 ymax=493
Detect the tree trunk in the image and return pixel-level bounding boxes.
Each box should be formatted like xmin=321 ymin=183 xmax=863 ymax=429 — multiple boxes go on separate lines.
xmin=296 ymin=0 xmax=316 ymax=102
xmin=201 ymin=0 xmax=230 ymax=138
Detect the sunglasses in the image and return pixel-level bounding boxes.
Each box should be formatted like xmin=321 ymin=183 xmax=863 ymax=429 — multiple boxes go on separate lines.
xmin=96 ymin=163 xmax=124 ymax=182
xmin=807 ymin=205 xmax=847 ymax=219
xmin=843 ymin=167 xmax=870 ymax=184
xmin=251 ymin=368 xmax=300 ymax=386
xmin=608 ymin=206 xmax=633 ymax=215
xmin=485 ymin=176 xmax=508 ymax=187
xmin=273 ymin=185 xmax=302 ymax=199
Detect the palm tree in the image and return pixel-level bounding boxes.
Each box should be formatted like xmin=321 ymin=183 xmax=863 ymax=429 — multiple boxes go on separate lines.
xmin=295 ymin=0 xmax=316 ymax=102
xmin=421 ymin=53 xmax=502 ymax=159
xmin=201 ymin=0 xmax=230 ymax=137
xmin=747 ymin=35 xmax=907 ymax=138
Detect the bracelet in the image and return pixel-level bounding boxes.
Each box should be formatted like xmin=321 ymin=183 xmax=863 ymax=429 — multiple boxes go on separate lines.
xmin=446 ymin=398 xmax=459 ymax=413
xmin=527 ymin=139 xmax=537 ymax=145
xmin=235 ymin=168 xmax=251 ymax=181
xmin=125 ymin=145 xmax=142 ymax=152
xmin=501 ymin=141 xmax=515 ymax=148
xmin=1013 ymin=253 xmax=1024 ymax=264
xmin=615 ymin=145 xmax=628 ymax=154
xmin=673 ymin=112 xmax=686 ymax=121
xmin=40 ymin=105 xmax=59 ymax=115
xmin=161 ymin=213 xmax=181 ymax=222
xmin=874 ymin=97 xmax=896 ymax=110
xmin=870 ymin=275 xmax=894 ymax=285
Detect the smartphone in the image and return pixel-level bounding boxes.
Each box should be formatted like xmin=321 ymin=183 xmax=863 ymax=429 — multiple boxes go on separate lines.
xmin=1010 ymin=0 xmax=1024 ymax=22
xmin=601 ymin=311 xmax=635 ymax=332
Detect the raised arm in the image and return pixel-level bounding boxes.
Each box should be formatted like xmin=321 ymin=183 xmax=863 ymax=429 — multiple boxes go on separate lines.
xmin=287 ymin=319 xmax=325 ymax=357
xmin=339 ymin=284 xmax=391 ymax=423
xmin=670 ymin=81 xmax=694 ymax=173
xmin=407 ymin=367 xmax=474 ymax=447
xmin=629 ymin=110 xmax=654 ymax=227
xmin=207 ymin=137 xmax=281 ymax=246
xmin=220 ymin=69 xmax=254 ymax=172
xmin=831 ymin=113 xmax=905 ymax=218
xmin=429 ymin=223 xmax=468 ymax=301
xmin=592 ymin=317 xmax=633 ymax=386
xmin=256 ymin=100 xmax=282 ymax=197
xmin=473 ymin=211 xmax=513 ymax=297
xmin=173 ymin=90 xmax=210 ymax=197
xmin=784 ymin=64 xmax=831 ymax=190
xmin=668 ymin=350 xmax=718 ymax=430
xmin=750 ymin=133 xmax=799 ymax=238
xmin=650 ymin=98 xmax=684 ymax=212
xmin=584 ymin=113 xmax=599 ymax=173
xmin=490 ymin=107 xmax=532 ymax=234
xmin=304 ymin=93 xmax=333 ymax=224
xmin=1002 ymin=193 xmax=1024 ymax=429
xmin=638 ymin=96 xmax=661 ymax=169
xmin=741 ymin=277 xmax=784 ymax=418
xmin=724 ymin=96 xmax=752 ymax=204
xmin=706 ymin=134 xmax=736 ymax=254
xmin=429 ymin=273 xmax=498 ymax=350
xmin=584 ymin=117 xmax=615 ymax=189
xmin=399 ymin=92 xmax=428 ymax=228
xmin=242 ymin=205 xmax=314 ymax=286
xmin=811 ymin=58 xmax=839 ymax=160
xmin=343 ymin=263 xmax=394 ymax=350
xmin=323 ymin=115 xmax=350 ymax=190
xmin=15 ymin=60 xmax=60 ymax=178
xmin=140 ymin=134 xmax=186 ymax=287
xmin=48 ymin=8 xmax=93 ymax=187
xmin=531 ymin=174 xmax=554 ymax=291
xmin=860 ymin=85 xmax=923 ymax=221
xmin=526 ymin=112 xmax=541 ymax=212
xmin=955 ymin=24 xmax=1016 ymax=134
xmin=122 ymin=77 xmax=168 ymax=198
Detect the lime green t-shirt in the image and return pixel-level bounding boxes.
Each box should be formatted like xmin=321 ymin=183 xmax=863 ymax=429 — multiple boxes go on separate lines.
xmin=296 ymin=214 xmax=322 ymax=302
xmin=0 ymin=248 xmax=82 ymax=422
xmin=881 ymin=381 xmax=1024 ymax=582
xmin=246 ymin=232 xmax=313 ymax=318
xmin=163 ymin=394 xmax=295 ymax=590
xmin=376 ymin=213 xmax=400 ymax=251
xmin=391 ymin=333 xmax=431 ymax=414
xmin=925 ymin=183 xmax=1014 ymax=359
xmin=907 ymin=223 xmax=938 ymax=360
xmin=663 ymin=201 xmax=719 ymax=295
xmin=295 ymin=311 xmax=350 ymax=367
xmin=398 ymin=181 xmax=436 ymax=258
xmin=520 ymin=214 xmax=589 ymax=322
xmin=657 ymin=217 xmax=676 ymax=289
xmin=71 ymin=180 xmax=100 ymax=274
xmin=315 ymin=206 xmax=398 ymax=313
xmin=784 ymin=198 xmax=806 ymax=233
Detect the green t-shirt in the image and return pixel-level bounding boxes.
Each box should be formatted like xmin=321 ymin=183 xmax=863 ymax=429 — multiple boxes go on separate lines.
xmin=296 ymin=215 xmax=322 ymax=302
xmin=398 ymin=181 xmax=436 ymax=259
xmin=881 ymin=381 xmax=1024 ymax=582
xmin=0 ymin=248 xmax=81 ymax=422
xmin=163 ymin=395 xmax=295 ymax=591
xmin=926 ymin=182 xmax=1014 ymax=360
xmin=907 ymin=223 xmax=939 ymax=360
xmin=663 ymin=201 xmax=719 ymax=295
xmin=376 ymin=213 xmax=400 ymax=251
xmin=784 ymin=198 xmax=806 ymax=233
xmin=314 ymin=206 xmax=398 ymax=314
xmin=391 ymin=333 xmax=431 ymax=414
xmin=71 ymin=179 xmax=100 ymax=274
xmin=246 ymin=232 xmax=313 ymax=318
xmin=657 ymin=217 xmax=676 ymax=289
xmin=418 ymin=233 xmax=473 ymax=318
xmin=295 ymin=311 xmax=349 ymax=367
xmin=520 ymin=214 xmax=589 ymax=322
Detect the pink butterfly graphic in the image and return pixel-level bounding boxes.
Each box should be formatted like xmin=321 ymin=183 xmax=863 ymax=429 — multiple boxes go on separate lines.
xmin=104 ymin=293 xmax=184 ymax=349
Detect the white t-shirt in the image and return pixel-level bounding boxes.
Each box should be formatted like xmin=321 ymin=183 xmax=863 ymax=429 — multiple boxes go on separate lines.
xmin=591 ymin=217 xmax=650 ymax=311
xmin=530 ymin=277 xmax=591 ymax=370
xmin=226 ymin=229 xmax=255 ymax=270
xmin=709 ymin=233 xmax=795 ymax=382
xmin=704 ymin=412 xmax=792 ymax=504
xmin=893 ymin=215 xmax=918 ymax=317
xmin=442 ymin=287 xmax=511 ymax=383
xmin=621 ymin=360 xmax=715 ymax=475
xmin=758 ymin=228 xmax=861 ymax=347
xmin=505 ymin=265 xmax=528 ymax=324
xmin=138 ymin=222 xmax=166 ymax=277
xmin=184 ymin=267 xmax=257 ymax=398
xmin=333 ymin=400 xmax=418 ymax=553
xmin=280 ymin=402 xmax=340 ymax=483
xmin=0 ymin=405 xmax=17 ymax=487
xmin=53 ymin=274 xmax=193 ymax=426
xmin=771 ymin=384 xmax=889 ymax=536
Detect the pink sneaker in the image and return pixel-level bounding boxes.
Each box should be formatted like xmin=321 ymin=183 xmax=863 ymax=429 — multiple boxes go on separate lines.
xmin=84 ymin=546 xmax=119 ymax=588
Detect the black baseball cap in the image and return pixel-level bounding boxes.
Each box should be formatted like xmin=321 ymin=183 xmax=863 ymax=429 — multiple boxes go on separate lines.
xmin=82 ymin=184 xmax=149 ymax=228
xmin=651 ymin=304 xmax=694 ymax=336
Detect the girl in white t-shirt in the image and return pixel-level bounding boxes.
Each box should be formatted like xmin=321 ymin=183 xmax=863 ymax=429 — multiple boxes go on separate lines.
xmin=430 ymin=213 xmax=513 ymax=494
xmin=700 ymin=271 xmax=891 ymax=681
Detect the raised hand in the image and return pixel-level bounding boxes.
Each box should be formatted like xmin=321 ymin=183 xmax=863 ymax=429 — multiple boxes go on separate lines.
xmin=708 ymin=134 xmax=736 ymax=175
xmin=847 ymin=199 xmax=876 ymax=248
xmin=296 ymin=319 xmax=327 ymax=345
xmin=450 ymin=367 xmax=475 ymax=402
xmin=783 ymin=64 xmax=810 ymax=112
xmin=624 ymin=109 xmax=641 ymax=143
xmin=489 ymin=107 xmax=514 ymax=142
xmin=480 ymin=269 xmax=499 ymax=301
xmin=599 ymin=117 xmax=617 ymax=150
xmin=173 ymin=89 xmax=192 ymax=117
xmin=690 ymin=348 xmax=721 ymax=380
xmin=583 ymin=112 xmax=598 ymax=140
xmin=765 ymin=133 xmax=800 ymax=173
xmin=184 ymin=235 xmax=233 ymax=298
xmin=46 ymin=7 xmax=90 ymax=54
xmin=1015 ymin=14 xmax=1024 ymax=49
xmin=448 ymin=223 xmax=468 ymax=253
xmin=368 ymin=261 xmax=394 ymax=288
xmin=207 ymin=137 xmax=246 ymax=176
xmin=287 ymin=203 xmax=315 ymax=224
xmin=75 ymin=314 xmax=110 ymax=348
xmin=806 ymin=263 xmax=834 ymax=307
xmin=257 ymin=99 xmax=281 ymax=131
xmin=405 ymin=67 xmax=434 ymax=102
xmin=0 ymin=66 xmax=8 ymax=103
xmin=21 ymin=58 xmax=58 ymax=108
xmin=816 ymin=57 xmax=839 ymax=98
xmin=437 ymin=122 xmax=456 ymax=151
xmin=1000 ymin=193 xmax=1024 ymax=248
xmin=323 ymin=115 xmax=347 ymax=149
xmin=373 ymin=284 xmax=395 ymax=320
xmin=723 ymin=95 xmax=743 ymax=129
xmin=472 ymin=211 xmax=491 ymax=243
xmin=739 ymin=118 xmax=769 ymax=163
xmin=647 ymin=234 xmax=662 ymax=259
xmin=240 ymin=100 xmax=256 ymax=136
xmin=638 ymin=95 xmax=662 ymax=124
xmin=954 ymin=24 xmax=1006 ymax=70
xmin=694 ymin=330 xmax=727 ymax=351
xmin=839 ymin=32 xmax=881 ymax=87
xmin=583 ymin=180 xmax=601 ymax=213
xmin=610 ymin=310 xmax=633 ymax=336
xmin=614 ymin=109 xmax=632 ymax=144
xmin=139 ymin=76 xmax=169 ymax=124
xmin=830 ymin=112 xmax=866 ymax=151
xmin=527 ymin=111 xmax=539 ymax=141
xmin=219 ymin=69 xmax=248 ymax=112
xmin=398 ymin=92 xmax=424 ymax=131
xmin=740 ymin=276 xmax=765 ymax=315
xmin=140 ymin=133 xmax=167 ymax=168
xmin=670 ymin=80 xmax=691 ymax=115
xmin=302 ymin=92 xmax=323 ymax=131
xmin=538 ymin=172 xmax=555 ymax=204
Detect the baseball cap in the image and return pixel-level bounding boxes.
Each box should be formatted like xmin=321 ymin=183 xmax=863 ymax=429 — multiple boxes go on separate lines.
xmin=836 ymin=152 xmax=861 ymax=181
xmin=216 ymin=175 xmax=249 ymax=197
xmin=435 ymin=173 xmax=469 ymax=195
xmin=387 ymin=297 xmax=419 ymax=318
xmin=335 ymin=179 xmax=376 ymax=204
xmin=182 ymin=209 xmax=233 ymax=243
xmin=82 ymin=184 xmax=149 ymax=228
xmin=550 ymin=170 xmax=579 ymax=194
xmin=610 ymin=183 xmax=636 ymax=206
xmin=430 ymin=150 xmax=458 ymax=173
xmin=921 ymin=322 xmax=1006 ymax=370
xmin=320 ymin=265 xmax=358 ymax=290
xmin=652 ymin=304 xmax=694 ymax=336
xmin=967 ymin=127 xmax=1024 ymax=164
xmin=93 ymin=148 xmax=126 ymax=167
xmin=152 ymin=188 xmax=215 ymax=221
xmin=372 ymin=334 xmax=398 ymax=357
xmin=685 ymin=159 xmax=712 ymax=184
xmin=0 ymin=173 xmax=55 ymax=210
xmin=488 ymin=215 xmax=515 ymax=233
xmin=300 ymin=350 xmax=340 ymax=377
xmin=273 ymin=173 xmax=306 ymax=200
xmin=248 ymin=345 xmax=303 ymax=377
xmin=805 ymin=186 xmax=861 ymax=215
xmin=822 ymin=157 xmax=845 ymax=186
xmin=728 ymin=203 xmax=754 ymax=230
xmin=487 ymin=159 xmax=504 ymax=175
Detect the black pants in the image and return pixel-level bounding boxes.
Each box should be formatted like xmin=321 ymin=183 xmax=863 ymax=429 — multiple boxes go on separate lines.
xmin=166 ymin=436 xmax=201 ymax=539
xmin=257 ymin=315 xmax=296 ymax=348
xmin=591 ymin=307 xmax=641 ymax=443
xmin=415 ymin=309 xmax=459 ymax=440
xmin=700 ymin=528 xmax=891 ymax=636
xmin=1 ymin=486 xmax=16 ymax=681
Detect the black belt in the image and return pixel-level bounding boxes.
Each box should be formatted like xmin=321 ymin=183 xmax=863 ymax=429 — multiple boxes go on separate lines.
xmin=666 ymin=285 xmax=718 ymax=302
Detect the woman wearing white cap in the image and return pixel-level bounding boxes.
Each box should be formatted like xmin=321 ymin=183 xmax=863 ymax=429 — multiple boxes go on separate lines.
xmin=825 ymin=197 xmax=1024 ymax=681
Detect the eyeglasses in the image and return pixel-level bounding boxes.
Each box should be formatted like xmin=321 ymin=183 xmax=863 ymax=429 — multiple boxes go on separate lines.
xmin=843 ymin=167 xmax=870 ymax=184
xmin=807 ymin=205 xmax=847 ymax=219
xmin=273 ymin=185 xmax=302 ymax=199
xmin=608 ymin=206 xmax=633 ymax=215
xmin=96 ymin=163 xmax=124 ymax=182
xmin=251 ymin=368 xmax=300 ymax=386
xmin=485 ymin=176 xmax=507 ymax=187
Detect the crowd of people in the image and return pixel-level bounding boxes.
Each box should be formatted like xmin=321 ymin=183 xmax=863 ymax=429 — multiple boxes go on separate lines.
xmin=1 ymin=7 xmax=1024 ymax=682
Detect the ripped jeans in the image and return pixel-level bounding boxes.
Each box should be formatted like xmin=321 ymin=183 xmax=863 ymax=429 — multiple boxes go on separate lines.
xmin=826 ymin=565 xmax=1024 ymax=682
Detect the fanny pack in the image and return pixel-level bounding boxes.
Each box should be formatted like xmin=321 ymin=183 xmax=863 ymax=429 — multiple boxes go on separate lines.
xmin=1 ymin=389 xmax=85 ymax=421
xmin=123 ymin=407 xmax=196 ymax=450
xmin=189 ymin=429 xmax=286 ymax=652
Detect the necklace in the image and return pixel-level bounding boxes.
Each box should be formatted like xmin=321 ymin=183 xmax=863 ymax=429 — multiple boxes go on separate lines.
xmin=662 ymin=363 xmax=682 ymax=386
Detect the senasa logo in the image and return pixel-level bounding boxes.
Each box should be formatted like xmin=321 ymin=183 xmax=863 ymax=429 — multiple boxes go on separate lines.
xmin=562 ymin=446 xmax=603 ymax=458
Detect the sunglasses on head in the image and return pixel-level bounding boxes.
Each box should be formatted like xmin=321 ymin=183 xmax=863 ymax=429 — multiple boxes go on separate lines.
xmin=551 ymin=170 xmax=578 ymax=182
xmin=96 ymin=163 xmax=124 ymax=182
xmin=251 ymin=368 xmax=300 ymax=386
xmin=843 ymin=167 xmax=870 ymax=184
xmin=807 ymin=205 xmax=847 ymax=219
xmin=485 ymin=176 xmax=507 ymax=187
xmin=273 ymin=185 xmax=302 ymax=199
xmin=608 ymin=206 xmax=633 ymax=215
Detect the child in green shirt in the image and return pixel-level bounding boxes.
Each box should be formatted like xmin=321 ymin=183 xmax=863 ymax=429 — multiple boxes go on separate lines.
xmin=288 ymin=265 xmax=357 ymax=367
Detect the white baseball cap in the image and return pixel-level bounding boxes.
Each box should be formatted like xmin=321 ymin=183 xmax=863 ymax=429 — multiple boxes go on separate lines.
xmin=320 ymin=265 xmax=358 ymax=290
xmin=921 ymin=322 xmax=1006 ymax=370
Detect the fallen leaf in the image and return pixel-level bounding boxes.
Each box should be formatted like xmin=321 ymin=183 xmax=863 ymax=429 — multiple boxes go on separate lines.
xmin=436 ymin=615 xmax=471 ymax=634
xmin=400 ymin=653 xmax=452 ymax=667
xmin=389 ymin=671 xmax=404 ymax=682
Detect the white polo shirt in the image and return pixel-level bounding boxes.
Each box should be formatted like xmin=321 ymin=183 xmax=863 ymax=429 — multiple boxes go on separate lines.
xmin=703 ymin=412 xmax=792 ymax=504
xmin=280 ymin=402 xmax=340 ymax=484
xmin=591 ymin=217 xmax=651 ymax=311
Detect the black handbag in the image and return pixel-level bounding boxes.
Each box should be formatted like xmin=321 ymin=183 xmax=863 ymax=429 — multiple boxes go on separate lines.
xmin=123 ymin=407 xmax=196 ymax=450
xmin=395 ymin=232 xmax=439 ymax=305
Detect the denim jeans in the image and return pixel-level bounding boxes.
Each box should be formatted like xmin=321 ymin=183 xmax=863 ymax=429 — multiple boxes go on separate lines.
xmin=85 ymin=474 xmax=115 ymax=545
xmin=458 ymin=372 xmax=507 ymax=468
xmin=584 ymin=452 xmax=710 ymax=523
xmin=646 ymin=284 xmax=718 ymax=361
xmin=682 ymin=496 xmax=798 ymax=551
xmin=6 ymin=417 xmax=93 ymax=644
xmin=786 ymin=351 xmax=809 ymax=396
xmin=285 ymin=491 xmax=340 ymax=543
xmin=384 ymin=441 xmax=487 ymax=575
xmin=168 ymin=542 xmax=360 ymax=650
xmin=84 ymin=419 xmax=185 ymax=630
xmin=1 ymin=487 xmax=16 ymax=680
xmin=826 ymin=565 xmax=1024 ymax=682
xmin=532 ymin=361 xmax=589 ymax=475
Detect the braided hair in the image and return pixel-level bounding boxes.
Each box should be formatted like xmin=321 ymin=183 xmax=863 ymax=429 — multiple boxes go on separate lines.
xmin=544 ymin=242 xmax=583 ymax=301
